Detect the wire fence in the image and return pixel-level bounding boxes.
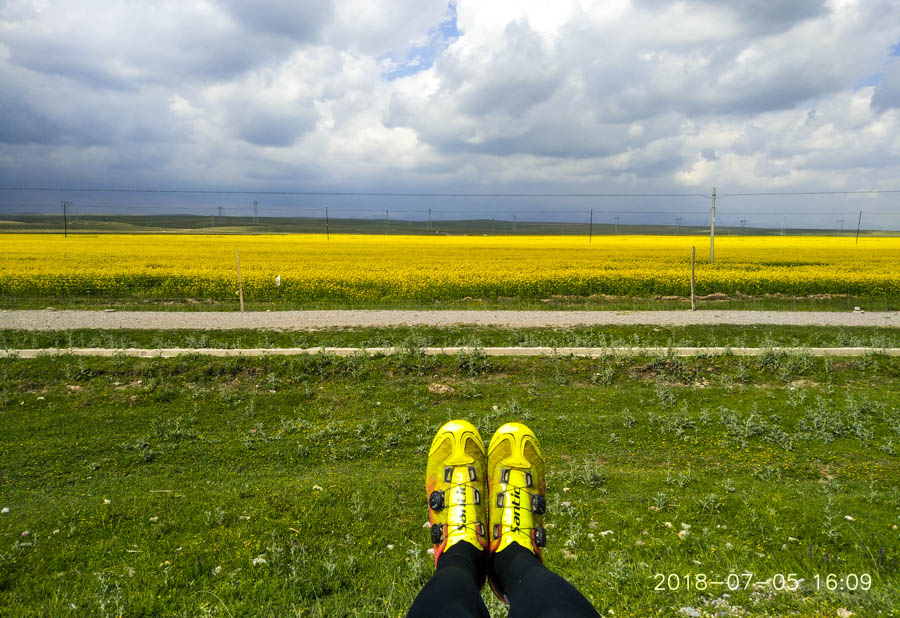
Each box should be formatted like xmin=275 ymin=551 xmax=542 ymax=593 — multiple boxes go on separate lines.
xmin=1 ymin=187 xmax=899 ymax=235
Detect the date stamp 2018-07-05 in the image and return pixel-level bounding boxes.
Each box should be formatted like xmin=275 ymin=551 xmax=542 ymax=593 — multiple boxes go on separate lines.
xmin=654 ymin=572 xmax=872 ymax=593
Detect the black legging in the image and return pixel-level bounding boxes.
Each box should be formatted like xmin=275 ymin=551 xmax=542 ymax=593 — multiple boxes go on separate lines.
xmin=407 ymin=543 xmax=600 ymax=618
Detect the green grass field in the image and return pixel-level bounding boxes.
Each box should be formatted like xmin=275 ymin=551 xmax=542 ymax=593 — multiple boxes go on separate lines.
xmin=5 ymin=213 xmax=895 ymax=237
xmin=1 ymin=339 xmax=898 ymax=616
xmin=2 ymin=324 xmax=899 ymax=351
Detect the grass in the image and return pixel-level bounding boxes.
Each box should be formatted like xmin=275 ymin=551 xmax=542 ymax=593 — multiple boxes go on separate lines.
xmin=2 ymin=325 xmax=900 ymax=351
xmin=5 ymin=213 xmax=897 ymax=237
xmin=1 ymin=348 xmax=898 ymax=616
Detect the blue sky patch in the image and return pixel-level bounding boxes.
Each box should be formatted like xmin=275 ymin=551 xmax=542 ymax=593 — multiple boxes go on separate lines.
xmin=382 ymin=1 xmax=460 ymax=80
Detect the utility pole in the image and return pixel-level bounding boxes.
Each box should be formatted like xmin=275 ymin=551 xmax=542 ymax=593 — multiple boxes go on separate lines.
xmin=589 ymin=209 xmax=593 ymax=243
xmin=855 ymin=210 xmax=862 ymax=244
xmin=614 ymin=216 xmax=620 ymax=236
xmin=218 ymin=206 xmax=224 ymax=218
xmin=740 ymin=219 xmax=746 ymax=235
xmin=709 ymin=187 xmax=716 ymax=264
xmin=211 ymin=214 xmax=215 ymax=230
xmin=675 ymin=216 xmax=682 ymax=236
xmin=513 ymin=213 xmax=517 ymax=233
xmin=385 ymin=209 xmax=389 ymax=234
xmin=837 ymin=218 xmax=845 ymax=236
xmin=61 ymin=201 xmax=70 ymax=237
xmin=325 ymin=207 xmax=330 ymax=241
xmin=427 ymin=207 xmax=432 ymax=232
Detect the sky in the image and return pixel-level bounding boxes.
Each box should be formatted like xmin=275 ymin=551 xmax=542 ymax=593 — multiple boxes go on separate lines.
xmin=1 ymin=0 xmax=900 ymax=228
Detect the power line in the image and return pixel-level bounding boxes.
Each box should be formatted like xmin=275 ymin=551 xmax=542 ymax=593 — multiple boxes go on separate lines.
xmin=719 ymin=189 xmax=900 ymax=197
xmin=0 ymin=187 xmax=709 ymax=198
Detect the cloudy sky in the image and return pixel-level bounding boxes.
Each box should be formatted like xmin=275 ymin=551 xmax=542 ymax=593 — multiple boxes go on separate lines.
xmin=1 ymin=0 xmax=899 ymax=227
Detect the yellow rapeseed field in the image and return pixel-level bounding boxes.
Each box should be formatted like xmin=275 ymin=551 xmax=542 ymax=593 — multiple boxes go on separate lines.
xmin=0 ymin=233 xmax=897 ymax=302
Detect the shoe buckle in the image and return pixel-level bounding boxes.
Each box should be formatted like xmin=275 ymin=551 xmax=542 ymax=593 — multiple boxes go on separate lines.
xmin=429 ymin=490 xmax=445 ymax=511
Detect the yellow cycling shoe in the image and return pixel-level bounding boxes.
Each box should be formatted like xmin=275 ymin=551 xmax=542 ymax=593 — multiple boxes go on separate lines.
xmin=426 ymin=420 xmax=488 ymax=564
xmin=487 ymin=422 xmax=547 ymax=600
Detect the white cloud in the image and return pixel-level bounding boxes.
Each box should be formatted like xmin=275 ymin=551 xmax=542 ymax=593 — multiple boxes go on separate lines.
xmin=1 ymin=0 xmax=900 ymax=221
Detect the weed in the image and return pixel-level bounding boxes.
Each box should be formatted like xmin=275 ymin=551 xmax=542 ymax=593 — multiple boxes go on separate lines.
xmin=456 ymin=345 xmax=491 ymax=377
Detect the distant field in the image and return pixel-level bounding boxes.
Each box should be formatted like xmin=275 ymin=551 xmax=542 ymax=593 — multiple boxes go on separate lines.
xmin=1 ymin=234 xmax=898 ymax=310
xmin=5 ymin=213 xmax=897 ymax=237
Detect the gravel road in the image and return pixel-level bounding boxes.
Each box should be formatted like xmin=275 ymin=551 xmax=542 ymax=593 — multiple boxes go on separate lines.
xmin=1 ymin=309 xmax=897 ymax=330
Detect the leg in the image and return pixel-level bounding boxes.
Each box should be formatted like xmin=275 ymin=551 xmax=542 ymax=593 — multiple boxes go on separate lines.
xmin=494 ymin=544 xmax=599 ymax=618
xmin=407 ymin=543 xmax=490 ymax=618
xmin=409 ymin=420 xmax=491 ymax=617
xmin=486 ymin=423 xmax=599 ymax=617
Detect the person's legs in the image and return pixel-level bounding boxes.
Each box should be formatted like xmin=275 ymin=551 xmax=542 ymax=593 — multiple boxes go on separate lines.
xmin=407 ymin=542 xmax=490 ymax=618
xmin=493 ymin=544 xmax=599 ymax=618
xmin=486 ymin=423 xmax=600 ymax=618
xmin=408 ymin=419 xmax=491 ymax=617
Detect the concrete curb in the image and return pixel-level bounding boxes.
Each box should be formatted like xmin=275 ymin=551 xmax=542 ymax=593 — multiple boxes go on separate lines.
xmin=1 ymin=346 xmax=897 ymax=358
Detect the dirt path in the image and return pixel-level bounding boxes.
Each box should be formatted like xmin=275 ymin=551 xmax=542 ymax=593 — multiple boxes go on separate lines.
xmin=1 ymin=309 xmax=897 ymax=330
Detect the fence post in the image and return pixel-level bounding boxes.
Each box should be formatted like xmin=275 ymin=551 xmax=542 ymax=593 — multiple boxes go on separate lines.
xmin=691 ymin=246 xmax=696 ymax=311
xmin=709 ymin=187 xmax=716 ymax=263
xmin=235 ymin=248 xmax=245 ymax=312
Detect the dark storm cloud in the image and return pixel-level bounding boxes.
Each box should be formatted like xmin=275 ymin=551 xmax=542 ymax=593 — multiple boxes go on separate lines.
xmin=632 ymin=0 xmax=828 ymax=33
xmin=217 ymin=0 xmax=334 ymax=40
xmin=230 ymin=107 xmax=318 ymax=147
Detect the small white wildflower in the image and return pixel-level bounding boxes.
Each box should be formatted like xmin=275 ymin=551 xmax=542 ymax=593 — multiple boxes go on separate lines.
xmin=680 ymin=522 xmax=691 ymax=530
xmin=387 ymin=544 xmax=395 ymax=550
xmin=600 ymin=530 xmax=614 ymax=537
xmin=588 ymin=521 xmax=599 ymax=529
xmin=635 ymin=540 xmax=645 ymax=546
xmin=103 ymin=499 xmax=111 ymax=505
xmin=312 ymin=485 xmax=323 ymax=491
xmin=561 ymin=548 xmax=577 ymax=560
xmin=788 ymin=536 xmax=799 ymax=542
xmin=212 ymin=566 xmax=222 ymax=576
xmin=562 ymin=487 xmax=570 ymax=492
xmin=426 ymin=548 xmax=435 ymax=556
xmin=564 ymin=539 xmax=576 ymax=548
xmin=423 ymin=521 xmax=431 ymax=528
xmin=37 ymin=396 xmax=45 ymax=401
xmin=1 ymin=507 xmax=8 ymax=514
xmin=52 ymin=529 xmax=59 ymax=534
xmin=67 ymin=604 xmax=77 ymax=610
xmin=21 ymin=530 xmax=29 ymax=536
xmin=587 ymin=533 xmax=595 ymax=540
xmin=252 ymin=555 xmax=267 ymax=566
xmin=125 ymin=566 xmax=135 ymax=577
xmin=560 ymin=501 xmax=572 ymax=508
xmin=239 ymin=515 xmax=250 ymax=520
xmin=664 ymin=521 xmax=674 ymax=528
xmin=149 ymin=516 xmax=158 ymax=523
xmin=725 ymin=542 xmax=734 ymax=549
xmin=491 ymin=405 xmax=499 ymax=411
xmin=844 ymin=515 xmax=855 ymax=521
xmin=678 ymin=529 xmax=690 ymax=540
